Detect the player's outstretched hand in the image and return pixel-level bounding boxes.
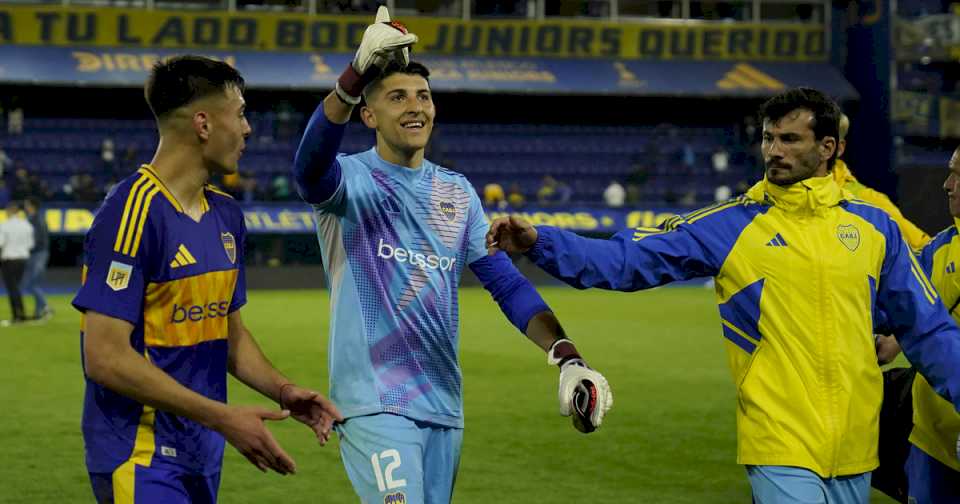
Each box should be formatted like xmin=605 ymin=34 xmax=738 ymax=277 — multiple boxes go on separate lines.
xmin=486 ymin=215 xmax=538 ymax=255
xmin=280 ymin=384 xmax=345 ymax=446
xmin=217 ymin=405 xmax=297 ymax=475
xmin=336 ymin=6 xmax=419 ymax=104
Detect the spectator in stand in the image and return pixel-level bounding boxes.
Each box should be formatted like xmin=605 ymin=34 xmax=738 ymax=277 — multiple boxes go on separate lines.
xmin=681 ymin=142 xmax=696 ymax=169
xmin=712 ymin=147 xmax=729 ymax=173
xmin=483 ymin=182 xmax=507 ymax=210
xmin=101 ymin=138 xmax=116 ymax=174
xmin=271 ymin=174 xmax=292 ymax=201
xmin=7 ymin=106 xmax=23 ymax=135
xmin=72 ymin=174 xmax=102 ymax=203
xmin=537 ymin=175 xmax=559 ymax=206
xmin=507 ymin=182 xmax=525 ymax=209
xmin=625 ymin=155 xmax=650 ymax=204
xmin=240 ymin=174 xmax=261 ymax=203
xmin=556 ymin=180 xmax=573 ymax=205
xmin=0 ymin=146 xmax=10 ymax=178
xmin=222 ymin=170 xmax=243 ymax=198
xmin=11 ymin=166 xmax=31 ymax=201
xmin=603 ymin=180 xmax=625 ymax=208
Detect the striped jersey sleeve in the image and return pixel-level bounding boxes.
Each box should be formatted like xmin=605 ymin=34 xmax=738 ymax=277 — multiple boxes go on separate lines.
xmin=72 ymin=172 xmax=161 ymax=324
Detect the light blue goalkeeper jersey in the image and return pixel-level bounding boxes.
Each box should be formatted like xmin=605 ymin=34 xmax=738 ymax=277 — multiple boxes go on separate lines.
xmin=312 ymin=147 xmax=488 ymax=428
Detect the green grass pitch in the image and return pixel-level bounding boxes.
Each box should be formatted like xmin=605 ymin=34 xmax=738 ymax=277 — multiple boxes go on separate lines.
xmin=0 ymin=287 xmax=897 ymax=503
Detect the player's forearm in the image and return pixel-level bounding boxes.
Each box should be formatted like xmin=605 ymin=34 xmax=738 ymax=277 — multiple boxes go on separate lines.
xmin=323 ymin=90 xmax=353 ymax=124
xmin=524 ymin=311 xmax=567 ymax=352
xmin=227 ymin=324 xmax=289 ymax=405
xmin=527 ymin=226 xmax=701 ymax=291
xmin=471 ymin=252 xmax=552 ymax=335
xmin=84 ymin=341 xmax=228 ymax=429
xmin=292 ymin=93 xmax=347 ymax=204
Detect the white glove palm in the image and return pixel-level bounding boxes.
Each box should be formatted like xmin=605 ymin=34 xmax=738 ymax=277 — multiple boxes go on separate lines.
xmin=336 ymin=6 xmax=419 ymax=104
xmin=558 ymin=359 xmax=613 ymax=433
xmin=354 ymin=6 xmax=418 ymax=73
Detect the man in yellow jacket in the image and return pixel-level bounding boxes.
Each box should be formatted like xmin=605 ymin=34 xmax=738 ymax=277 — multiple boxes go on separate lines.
xmin=834 ymin=113 xmax=931 ymax=251
xmin=900 ymin=146 xmax=960 ymax=502
xmin=486 ymin=88 xmax=960 ymax=503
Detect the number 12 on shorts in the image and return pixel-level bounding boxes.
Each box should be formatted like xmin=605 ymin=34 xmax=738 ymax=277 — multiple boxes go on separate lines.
xmin=371 ymin=449 xmax=407 ymax=492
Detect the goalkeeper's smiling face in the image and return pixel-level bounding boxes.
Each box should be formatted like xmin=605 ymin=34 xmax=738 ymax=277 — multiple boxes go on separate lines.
xmin=362 ymin=72 xmax=435 ymax=159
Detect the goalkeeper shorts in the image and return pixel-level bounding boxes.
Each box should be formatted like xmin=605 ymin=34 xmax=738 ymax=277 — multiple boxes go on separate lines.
xmin=746 ymin=465 xmax=870 ymax=504
xmin=89 ymin=464 xmax=220 ymax=504
xmin=906 ymin=444 xmax=960 ymax=503
xmin=336 ymin=413 xmax=463 ymax=504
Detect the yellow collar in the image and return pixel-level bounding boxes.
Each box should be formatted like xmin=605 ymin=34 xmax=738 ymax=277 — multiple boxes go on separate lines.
xmin=832 ymin=160 xmax=857 ymax=185
xmin=746 ymin=174 xmax=845 ymax=214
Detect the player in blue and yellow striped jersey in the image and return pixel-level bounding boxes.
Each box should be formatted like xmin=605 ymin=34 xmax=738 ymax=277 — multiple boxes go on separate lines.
xmin=488 ymin=88 xmax=960 ymax=504
xmin=902 ymin=145 xmax=960 ymax=503
xmin=72 ymin=56 xmax=342 ymax=503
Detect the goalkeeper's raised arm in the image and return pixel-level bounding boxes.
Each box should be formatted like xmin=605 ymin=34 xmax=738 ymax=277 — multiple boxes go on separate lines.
xmin=292 ymin=6 xmax=417 ymax=205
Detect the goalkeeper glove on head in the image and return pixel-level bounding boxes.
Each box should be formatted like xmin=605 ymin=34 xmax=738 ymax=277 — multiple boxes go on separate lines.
xmin=336 ymin=6 xmax=419 ymax=105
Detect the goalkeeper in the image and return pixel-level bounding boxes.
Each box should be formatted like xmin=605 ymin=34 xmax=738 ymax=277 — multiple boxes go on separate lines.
xmin=291 ymin=7 xmax=612 ymax=503
xmin=487 ymin=88 xmax=960 ymax=503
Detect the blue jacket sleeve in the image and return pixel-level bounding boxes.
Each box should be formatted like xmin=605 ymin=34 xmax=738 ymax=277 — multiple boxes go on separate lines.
xmin=877 ymin=223 xmax=960 ymax=412
xmin=292 ymin=104 xmax=345 ymax=205
xmin=470 ymin=252 xmax=550 ymax=333
xmin=524 ymin=223 xmax=727 ymax=291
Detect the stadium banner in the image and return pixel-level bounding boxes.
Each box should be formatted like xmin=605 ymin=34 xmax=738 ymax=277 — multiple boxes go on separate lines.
xmin=892 ymin=90 xmax=937 ymax=136
xmin=0 ymin=45 xmax=857 ymax=98
xmin=3 ymin=205 xmax=686 ymax=235
xmin=895 ymin=14 xmax=960 ymax=61
xmin=0 ymin=5 xmax=827 ymax=62
xmin=891 ymin=90 xmax=960 ymax=138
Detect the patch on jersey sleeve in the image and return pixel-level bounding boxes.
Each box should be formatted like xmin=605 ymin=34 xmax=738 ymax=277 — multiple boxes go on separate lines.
xmin=106 ymin=261 xmax=134 ymax=291
xmin=221 ymin=232 xmax=237 ymax=264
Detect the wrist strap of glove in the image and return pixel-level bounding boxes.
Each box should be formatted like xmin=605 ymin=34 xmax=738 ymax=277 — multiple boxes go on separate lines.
xmin=547 ymin=338 xmax=584 ymax=368
xmin=337 ymin=63 xmax=380 ymax=105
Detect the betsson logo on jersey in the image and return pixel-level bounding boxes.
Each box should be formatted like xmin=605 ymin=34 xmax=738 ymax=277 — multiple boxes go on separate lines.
xmin=171 ymin=301 xmax=230 ymax=323
xmin=378 ymin=239 xmax=456 ymax=272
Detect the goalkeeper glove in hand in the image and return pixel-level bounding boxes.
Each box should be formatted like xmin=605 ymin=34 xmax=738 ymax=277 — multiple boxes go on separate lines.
xmin=548 ymin=339 xmax=613 ymax=433
xmin=336 ymin=6 xmax=419 ymax=105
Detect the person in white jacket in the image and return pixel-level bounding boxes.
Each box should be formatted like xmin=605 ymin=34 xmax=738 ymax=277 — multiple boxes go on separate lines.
xmin=0 ymin=200 xmax=33 ymax=323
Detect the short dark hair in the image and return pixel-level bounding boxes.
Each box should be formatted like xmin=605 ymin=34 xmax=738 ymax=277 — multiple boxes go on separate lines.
xmin=759 ymin=87 xmax=841 ymax=169
xmin=25 ymin=196 xmax=40 ymax=209
xmin=144 ymin=55 xmax=245 ymax=120
xmin=363 ymin=61 xmax=431 ymax=102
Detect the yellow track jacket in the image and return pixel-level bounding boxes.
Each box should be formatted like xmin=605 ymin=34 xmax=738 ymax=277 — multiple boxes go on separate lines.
xmin=911 ymin=221 xmax=960 ymax=471
xmin=833 ymin=160 xmax=931 ymax=250
xmin=524 ymin=175 xmax=960 ymax=477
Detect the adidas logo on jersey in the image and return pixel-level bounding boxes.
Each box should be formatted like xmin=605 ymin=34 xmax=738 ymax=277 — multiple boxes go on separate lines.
xmin=766 ymin=233 xmax=788 ymax=247
xmin=170 ymin=244 xmax=196 ymax=268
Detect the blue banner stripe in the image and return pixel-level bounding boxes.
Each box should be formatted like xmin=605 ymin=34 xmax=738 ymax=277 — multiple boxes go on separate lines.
xmin=0 ymin=45 xmax=858 ymax=99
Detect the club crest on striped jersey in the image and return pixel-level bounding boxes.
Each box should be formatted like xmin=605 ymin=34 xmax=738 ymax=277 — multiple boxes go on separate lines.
xmin=106 ymin=261 xmax=133 ymax=291
xmin=837 ymin=224 xmax=860 ymax=252
xmin=221 ymin=232 xmax=237 ymax=264
xmin=438 ymin=201 xmax=456 ymax=222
